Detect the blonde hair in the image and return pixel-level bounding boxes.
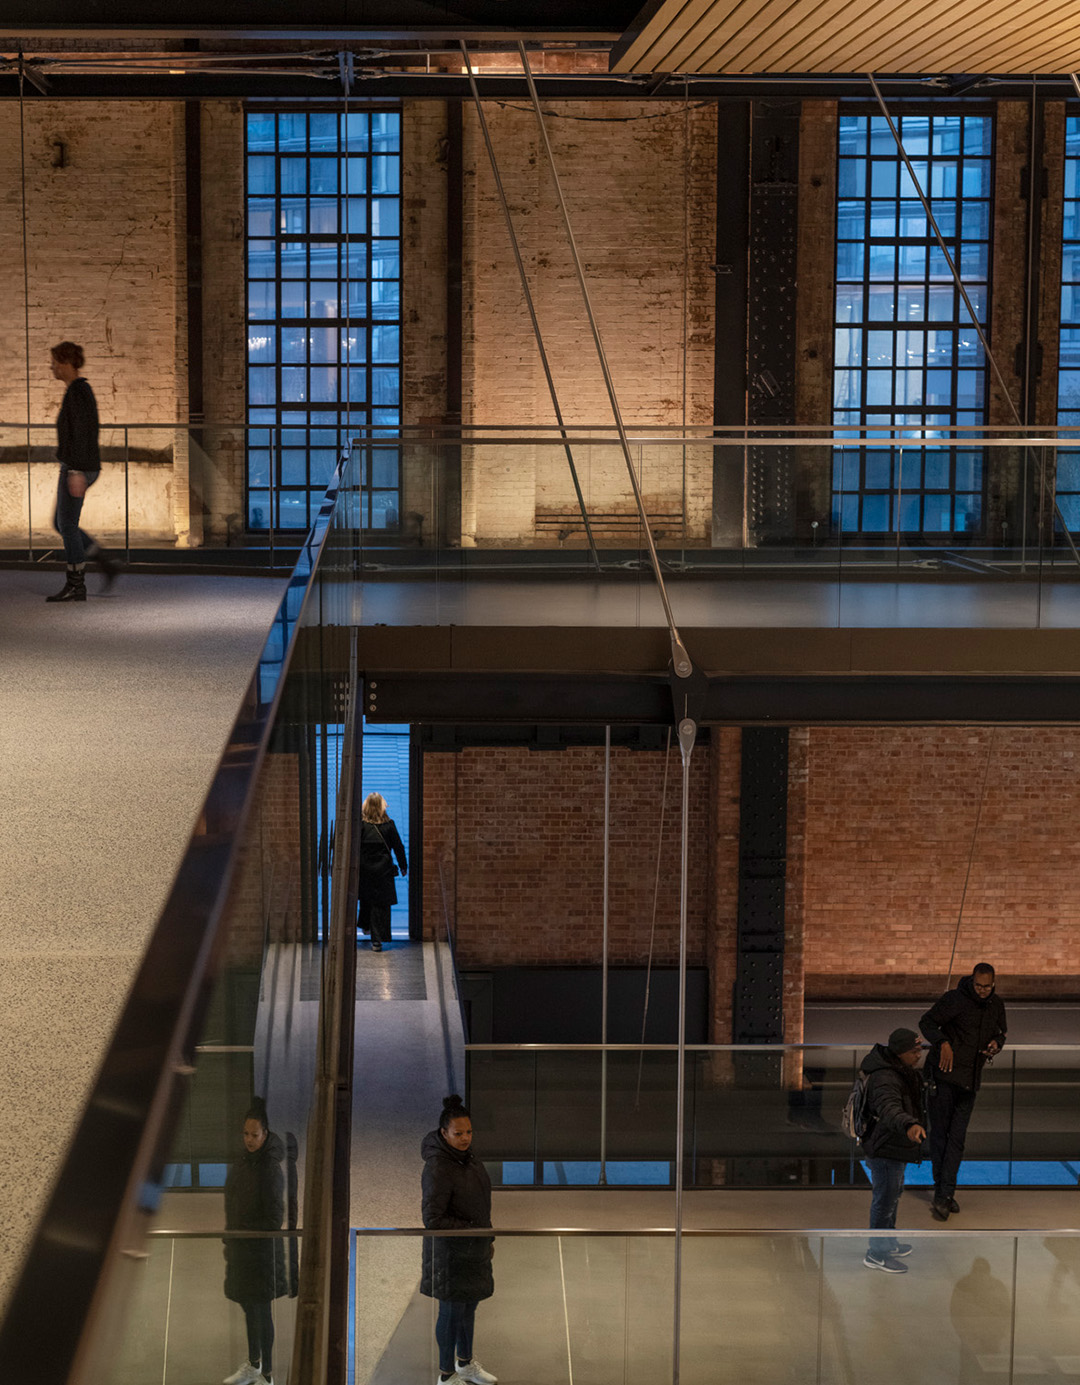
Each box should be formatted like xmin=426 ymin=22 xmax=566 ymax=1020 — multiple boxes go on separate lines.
xmin=362 ymin=791 xmax=388 ymax=823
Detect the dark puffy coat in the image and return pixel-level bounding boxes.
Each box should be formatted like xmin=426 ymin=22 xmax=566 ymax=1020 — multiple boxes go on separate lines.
xmin=224 ymin=1131 xmax=290 ymax=1304
xmin=420 ymin=1130 xmax=494 ymax=1303
xmin=920 ymin=974 xmax=1007 ymax=1092
xmin=56 ymin=377 xmax=100 ymax=473
xmin=358 ymin=818 xmax=407 ymax=908
xmin=860 ymin=1044 xmax=926 ymax=1163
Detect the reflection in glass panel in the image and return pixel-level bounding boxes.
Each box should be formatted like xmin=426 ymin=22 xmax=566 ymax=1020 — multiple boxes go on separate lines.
xmin=1057 ymin=119 xmax=1080 ymax=542
xmin=832 ymin=110 xmax=991 ymax=535
xmin=245 ymin=108 xmax=402 ymax=530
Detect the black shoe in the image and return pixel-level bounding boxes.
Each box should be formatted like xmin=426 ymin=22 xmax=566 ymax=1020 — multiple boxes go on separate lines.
xmin=93 ymin=548 xmax=121 ymax=592
xmin=371 ymin=940 xmax=382 ymax=951
xmin=947 ymin=1197 xmax=960 ymax=1214
xmin=45 ymin=567 xmax=87 ymax=602
xmin=864 ymin=1251 xmax=908 ymax=1273
xmin=930 ymin=1199 xmax=951 ymax=1221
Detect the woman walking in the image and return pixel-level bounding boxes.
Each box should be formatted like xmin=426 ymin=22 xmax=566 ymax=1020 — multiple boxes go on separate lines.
xmin=358 ymin=791 xmax=407 ymax=951
xmin=421 ymin=1095 xmax=498 ymax=1385
xmin=46 ymin=341 xmax=118 ymax=602
xmin=223 ymin=1098 xmax=289 ymax=1385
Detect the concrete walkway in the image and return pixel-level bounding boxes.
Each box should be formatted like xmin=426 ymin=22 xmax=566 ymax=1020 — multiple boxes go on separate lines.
xmin=0 ymin=568 xmax=285 ymax=1313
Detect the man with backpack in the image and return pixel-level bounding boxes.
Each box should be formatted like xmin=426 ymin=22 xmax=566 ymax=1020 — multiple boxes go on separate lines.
xmin=859 ymin=1027 xmax=927 ymax=1274
xmin=920 ymin=963 xmax=1007 ymax=1222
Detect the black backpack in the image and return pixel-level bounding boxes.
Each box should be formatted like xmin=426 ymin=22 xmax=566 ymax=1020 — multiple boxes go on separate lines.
xmin=841 ymin=1071 xmax=874 ymax=1143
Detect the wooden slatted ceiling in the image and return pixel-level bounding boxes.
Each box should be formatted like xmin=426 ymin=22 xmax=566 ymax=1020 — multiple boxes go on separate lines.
xmin=611 ymin=0 xmax=1080 ymax=73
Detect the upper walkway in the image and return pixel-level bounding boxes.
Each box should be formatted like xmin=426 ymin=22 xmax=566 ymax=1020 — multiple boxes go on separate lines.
xmin=0 ymin=568 xmax=285 ymax=1314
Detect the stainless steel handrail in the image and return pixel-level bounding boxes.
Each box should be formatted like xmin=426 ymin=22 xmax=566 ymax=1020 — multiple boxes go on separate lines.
xmin=141 ymin=1225 xmax=1080 ymax=1239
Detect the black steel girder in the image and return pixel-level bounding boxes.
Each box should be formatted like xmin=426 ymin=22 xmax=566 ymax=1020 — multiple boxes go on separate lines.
xmin=0 ymin=0 xmax=633 ymax=39
xmin=0 ymin=68 xmax=1074 ymax=102
xmin=364 ymin=670 xmax=1080 ymax=725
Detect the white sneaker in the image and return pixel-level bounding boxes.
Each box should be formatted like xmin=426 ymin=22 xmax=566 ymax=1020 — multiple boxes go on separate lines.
xmin=223 ymin=1365 xmax=261 ymax=1385
xmin=457 ymin=1359 xmax=498 ymax=1384
xmin=436 ymin=1374 xmax=468 ymax=1385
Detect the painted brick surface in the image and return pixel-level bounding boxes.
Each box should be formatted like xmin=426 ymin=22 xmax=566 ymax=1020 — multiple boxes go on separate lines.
xmin=0 ymin=100 xmax=187 ymax=542
xmin=459 ymin=99 xmax=717 ymax=547
xmin=802 ymin=727 xmax=1080 ymax=998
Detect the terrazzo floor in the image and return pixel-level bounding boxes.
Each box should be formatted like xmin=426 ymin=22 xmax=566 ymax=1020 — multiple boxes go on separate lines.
xmin=0 ymin=568 xmax=286 ymax=1316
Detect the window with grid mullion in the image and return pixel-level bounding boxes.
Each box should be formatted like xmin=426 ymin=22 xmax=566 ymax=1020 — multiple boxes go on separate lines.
xmin=833 ymin=111 xmax=991 ymax=537
xmin=245 ymin=107 xmax=401 ymax=533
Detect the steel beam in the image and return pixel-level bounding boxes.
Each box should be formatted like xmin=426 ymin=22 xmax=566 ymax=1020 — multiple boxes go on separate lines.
xmin=364 ymin=669 xmax=1080 ymax=725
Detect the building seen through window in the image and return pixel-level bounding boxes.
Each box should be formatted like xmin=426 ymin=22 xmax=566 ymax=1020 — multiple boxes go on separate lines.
xmin=832 ymin=112 xmax=992 ymax=537
xmin=245 ymin=107 xmax=402 ymax=532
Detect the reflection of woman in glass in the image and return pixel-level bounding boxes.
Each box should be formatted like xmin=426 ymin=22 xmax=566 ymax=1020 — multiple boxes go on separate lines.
xmin=358 ymin=791 xmax=407 ymax=951
xmin=223 ymin=1098 xmax=287 ymax=1385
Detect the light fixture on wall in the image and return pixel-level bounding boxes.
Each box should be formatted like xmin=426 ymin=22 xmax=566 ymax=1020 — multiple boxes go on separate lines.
xmin=50 ymin=139 xmax=67 ymax=169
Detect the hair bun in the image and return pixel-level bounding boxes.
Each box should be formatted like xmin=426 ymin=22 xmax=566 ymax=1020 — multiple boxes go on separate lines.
xmin=249 ymin=1095 xmax=268 ymax=1118
xmin=442 ymin=1094 xmax=464 ymax=1110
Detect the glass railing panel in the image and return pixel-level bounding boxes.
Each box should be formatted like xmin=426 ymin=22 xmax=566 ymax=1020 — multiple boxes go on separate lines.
xmin=466 ymin=1044 xmax=1080 ymax=1190
xmin=1015 ymin=1234 xmax=1080 ymax=1377
xmin=109 ymin=1233 xmax=299 ymax=1385
xmin=821 ymin=1232 xmax=1018 ymax=1385
xmin=354 ymin=1231 xmax=1080 ymax=1385
xmin=353 ymin=1232 xmax=677 ymax=1385
xmin=1008 ymin=1048 xmax=1080 ymax=1184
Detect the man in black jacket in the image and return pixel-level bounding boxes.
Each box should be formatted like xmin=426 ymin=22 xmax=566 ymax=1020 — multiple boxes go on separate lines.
xmin=861 ymin=1027 xmax=927 ymax=1274
xmin=920 ymin=963 xmax=1007 ymax=1221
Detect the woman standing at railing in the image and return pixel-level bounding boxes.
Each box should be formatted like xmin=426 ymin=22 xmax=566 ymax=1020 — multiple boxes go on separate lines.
xmin=358 ymin=790 xmax=408 ymax=951
xmin=46 ymin=341 xmax=119 ymax=603
xmin=421 ymin=1095 xmax=498 ymax=1385
xmin=222 ymin=1097 xmax=288 ymax=1385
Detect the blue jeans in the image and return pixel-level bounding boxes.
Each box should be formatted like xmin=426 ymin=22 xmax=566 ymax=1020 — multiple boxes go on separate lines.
xmin=54 ymin=467 xmax=100 ymax=565
xmin=436 ymin=1300 xmax=476 ymax=1374
xmin=866 ymin=1156 xmax=907 ymax=1256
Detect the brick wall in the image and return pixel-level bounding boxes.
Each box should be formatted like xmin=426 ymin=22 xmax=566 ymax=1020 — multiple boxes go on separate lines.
xmin=423 ymin=743 xmax=713 ymax=968
xmin=221 ymin=751 xmax=304 ymax=966
xmin=459 ymin=99 xmax=718 ymax=547
xmin=801 ymin=727 xmax=1080 ymax=999
xmin=0 ymin=100 xmax=186 ymax=544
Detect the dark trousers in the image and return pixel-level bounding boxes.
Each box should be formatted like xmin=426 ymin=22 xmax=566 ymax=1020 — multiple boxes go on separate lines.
xmin=866 ymin=1155 xmax=907 ymax=1256
xmin=360 ymin=899 xmax=392 ymax=943
xmin=242 ymin=1301 xmax=274 ymax=1377
xmin=54 ymin=467 xmax=99 ymax=565
xmin=928 ymin=1076 xmax=976 ymax=1200
xmin=436 ymin=1299 xmax=477 ymax=1374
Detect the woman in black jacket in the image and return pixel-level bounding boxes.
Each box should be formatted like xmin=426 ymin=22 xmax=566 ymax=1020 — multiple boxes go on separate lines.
xmin=421 ymin=1095 xmax=497 ymax=1385
xmin=358 ymin=791 xmax=408 ymax=951
xmin=46 ymin=341 xmax=118 ymax=603
xmin=223 ymin=1098 xmax=289 ymax=1385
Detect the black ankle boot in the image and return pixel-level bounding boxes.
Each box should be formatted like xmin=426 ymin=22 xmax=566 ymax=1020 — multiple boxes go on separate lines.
xmin=88 ymin=545 xmax=120 ymax=591
xmin=46 ymin=567 xmax=87 ymax=602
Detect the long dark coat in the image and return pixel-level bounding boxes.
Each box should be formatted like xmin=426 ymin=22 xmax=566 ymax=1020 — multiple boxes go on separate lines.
xmin=358 ymin=818 xmax=407 ymax=908
xmin=223 ymin=1130 xmax=290 ymax=1304
xmin=420 ymin=1129 xmax=494 ymax=1303
xmin=920 ymin=974 xmax=1008 ymax=1092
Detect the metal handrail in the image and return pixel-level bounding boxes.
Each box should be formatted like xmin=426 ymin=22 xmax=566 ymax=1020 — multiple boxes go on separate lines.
xmin=463 ymin=1041 xmax=1080 ymax=1051
xmin=143 ymin=1225 xmax=1080 ymax=1238
xmin=0 ymin=445 xmax=356 ymax=1383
